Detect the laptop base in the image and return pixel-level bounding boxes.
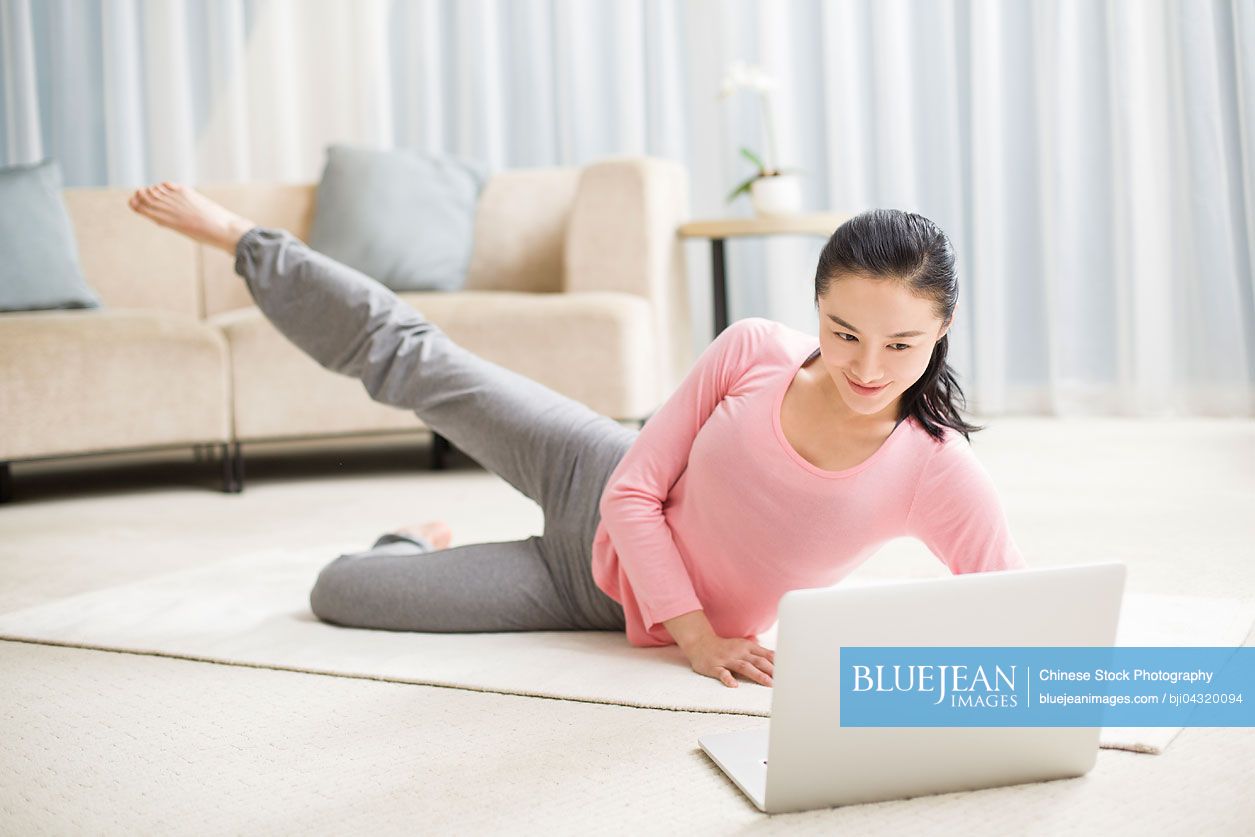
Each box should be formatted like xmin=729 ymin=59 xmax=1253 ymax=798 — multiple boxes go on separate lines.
xmin=698 ymin=726 xmax=770 ymax=811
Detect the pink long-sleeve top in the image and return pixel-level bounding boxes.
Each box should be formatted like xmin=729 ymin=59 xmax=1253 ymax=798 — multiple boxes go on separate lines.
xmin=590 ymin=316 xmax=1028 ymax=648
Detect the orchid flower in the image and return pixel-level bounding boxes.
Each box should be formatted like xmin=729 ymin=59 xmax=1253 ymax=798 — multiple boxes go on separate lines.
xmin=719 ymin=60 xmax=795 ymax=203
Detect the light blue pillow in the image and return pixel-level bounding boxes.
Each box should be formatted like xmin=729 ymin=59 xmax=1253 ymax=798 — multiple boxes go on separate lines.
xmin=0 ymin=159 xmax=102 ymax=312
xmin=308 ymin=145 xmax=490 ymax=292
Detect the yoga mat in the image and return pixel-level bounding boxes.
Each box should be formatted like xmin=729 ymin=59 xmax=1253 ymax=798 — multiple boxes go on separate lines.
xmin=1 ymin=546 xmax=1250 ymax=755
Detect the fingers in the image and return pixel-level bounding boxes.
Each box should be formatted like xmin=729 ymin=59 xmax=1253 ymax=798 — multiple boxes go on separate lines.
xmin=729 ymin=658 xmax=772 ymax=688
xmin=700 ymin=639 xmax=776 ymax=688
xmin=748 ymin=654 xmax=774 ymax=676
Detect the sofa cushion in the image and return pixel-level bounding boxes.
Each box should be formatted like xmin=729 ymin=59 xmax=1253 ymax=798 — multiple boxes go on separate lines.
xmin=0 ymin=159 xmax=102 ymax=313
xmin=462 ymin=167 xmax=579 ymax=294
xmin=61 ymin=187 xmax=202 ymax=316
xmin=0 ymin=309 xmax=231 ymax=460
xmin=195 ymin=184 xmax=318 ymax=317
xmin=308 ymin=145 xmax=489 ymax=293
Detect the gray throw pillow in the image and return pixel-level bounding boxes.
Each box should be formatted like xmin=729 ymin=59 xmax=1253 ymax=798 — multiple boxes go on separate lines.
xmin=308 ymin=145 xmax=490 ymax=293
xmin=0 ymin=159 xmax=102 ymax=312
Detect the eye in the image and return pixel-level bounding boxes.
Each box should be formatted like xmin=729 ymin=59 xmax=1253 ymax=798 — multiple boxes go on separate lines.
xmin=832 ymin=331 xmax=912 ymax=351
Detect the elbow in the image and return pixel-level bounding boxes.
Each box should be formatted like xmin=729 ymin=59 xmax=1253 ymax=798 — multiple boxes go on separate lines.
xmin=598 ymin=477 xmax=637 ymax=518
xmin=598 ymin=480 xmax=663 ymax=522
xmin=598 ymin=478 xmax=615 ymax=508
xmin=598 ymin=481 xmax=620 ymax=519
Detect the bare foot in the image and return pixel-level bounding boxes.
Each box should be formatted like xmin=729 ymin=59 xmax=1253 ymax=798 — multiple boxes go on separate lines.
xmin=127 ymin=181 xmax=257 ymax=254
xmin=392 ymin=520 xmax=453 ymax=551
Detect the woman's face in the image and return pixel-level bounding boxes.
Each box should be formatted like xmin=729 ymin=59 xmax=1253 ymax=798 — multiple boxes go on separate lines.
xmin=815 ymin=275 xmax=953 ymax=423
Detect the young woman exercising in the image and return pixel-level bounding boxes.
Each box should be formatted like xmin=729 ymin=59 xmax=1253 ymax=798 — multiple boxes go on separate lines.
xmin=129 ymin=183 xmax=1026 ymax=690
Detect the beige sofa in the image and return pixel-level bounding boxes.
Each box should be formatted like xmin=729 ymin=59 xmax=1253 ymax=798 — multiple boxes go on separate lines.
xmin=0 ymin=156 xmax=693 ymax=499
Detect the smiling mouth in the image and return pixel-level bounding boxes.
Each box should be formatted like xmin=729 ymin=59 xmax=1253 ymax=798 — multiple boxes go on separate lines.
xmin=845 ymin=374 xmax=888 ymax=392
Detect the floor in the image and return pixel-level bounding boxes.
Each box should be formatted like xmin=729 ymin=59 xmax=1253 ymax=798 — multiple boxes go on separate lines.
xmin=1 ymin=418 xmax=1252 ymax=835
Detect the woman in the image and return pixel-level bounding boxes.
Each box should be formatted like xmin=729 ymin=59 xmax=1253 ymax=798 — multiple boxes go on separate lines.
xmin=128 ymin=184 xmax=1026 ymax=691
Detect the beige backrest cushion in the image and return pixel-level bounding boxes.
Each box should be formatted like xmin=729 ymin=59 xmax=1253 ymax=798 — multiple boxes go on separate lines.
xmin=463 ymin=167 xmax=580 ymax=293
xmin=61 ymin=188 xmax=200 ymax=316
xmin=197 ymin=184 xmax=318 ymax=316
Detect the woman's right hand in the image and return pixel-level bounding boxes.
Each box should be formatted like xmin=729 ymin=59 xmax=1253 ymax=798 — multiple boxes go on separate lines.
xmin=684 ymin=633 xmax=775 ymax=688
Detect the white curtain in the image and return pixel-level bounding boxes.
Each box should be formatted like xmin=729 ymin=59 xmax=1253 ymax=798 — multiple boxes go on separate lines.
xmin=1 ymin=0 xmax=1251 ymax=417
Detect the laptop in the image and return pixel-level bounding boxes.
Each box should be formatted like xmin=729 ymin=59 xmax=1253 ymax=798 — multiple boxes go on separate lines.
xmin=698 ymin=562 xmax=1127 ymax=815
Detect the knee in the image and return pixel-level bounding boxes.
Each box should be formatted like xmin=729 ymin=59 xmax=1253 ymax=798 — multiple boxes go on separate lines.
xmin=308 ymin=560 xmax=352 ymax=625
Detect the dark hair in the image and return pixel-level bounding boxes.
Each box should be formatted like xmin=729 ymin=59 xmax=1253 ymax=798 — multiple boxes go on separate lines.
xmin=813 ymin=208 xmax=984 ymax=444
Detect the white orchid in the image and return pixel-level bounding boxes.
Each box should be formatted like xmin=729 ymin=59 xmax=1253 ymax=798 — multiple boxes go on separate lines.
xmin=719 ymin=59 xmax=796 ymax=204
xmin=718 ymin=60 xmax=776 ymax=98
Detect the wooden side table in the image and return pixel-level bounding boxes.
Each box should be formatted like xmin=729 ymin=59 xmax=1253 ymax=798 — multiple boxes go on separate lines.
xmin=678 ymin=213 xmax=853 ymax=338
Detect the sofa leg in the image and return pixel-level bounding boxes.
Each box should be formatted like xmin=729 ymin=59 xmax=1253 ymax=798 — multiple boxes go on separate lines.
xmin=0 ymin=462 xmax=12 ymax=503
xmin=220 ymin=444 xmax=235 ymax=492
xmin=220 ymin=442 xmax=244 ymax=493
xmin=431 ymin=432 xmax=450 ymax=471
xmin=233 ymin=442 xmax=246 ymax=490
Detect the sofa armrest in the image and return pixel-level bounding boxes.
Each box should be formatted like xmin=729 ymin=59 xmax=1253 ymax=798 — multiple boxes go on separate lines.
xmin=563 ymin=157 xmax=693 ymax=405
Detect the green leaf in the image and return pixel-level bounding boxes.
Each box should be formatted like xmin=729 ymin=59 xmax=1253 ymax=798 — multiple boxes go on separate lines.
xmin=738 ymin=146 xmax=766 ymax=172
xmin=725 ymin=174 xmax=759 ymax=204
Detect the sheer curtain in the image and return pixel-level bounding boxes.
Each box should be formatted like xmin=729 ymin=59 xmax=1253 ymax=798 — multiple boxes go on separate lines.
xmin=2 ymin=0 xmax=1251 ymax=417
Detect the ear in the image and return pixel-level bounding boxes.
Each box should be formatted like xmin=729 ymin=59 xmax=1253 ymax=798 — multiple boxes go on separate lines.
xmin=940 ymin=301 xmax=957 ymax=340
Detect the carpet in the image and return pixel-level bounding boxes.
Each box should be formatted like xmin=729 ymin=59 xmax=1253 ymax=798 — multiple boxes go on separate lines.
xmin=0 ymin=545 xmax=1250 ymax=755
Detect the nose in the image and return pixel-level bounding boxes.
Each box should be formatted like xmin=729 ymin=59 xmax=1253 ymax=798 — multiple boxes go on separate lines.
xmin=848 ymin=359 xmax=886 ymax=386
xmin=849 ymin=365 xmax=884 ymax=386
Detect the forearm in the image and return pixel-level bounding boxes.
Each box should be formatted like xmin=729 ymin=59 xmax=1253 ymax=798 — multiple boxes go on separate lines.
xmin=663 ymin=608 xmax=717 ymax=651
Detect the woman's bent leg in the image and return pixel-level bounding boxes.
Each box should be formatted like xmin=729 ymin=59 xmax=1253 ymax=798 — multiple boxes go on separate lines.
xmin=309 ymin=535 xmax=600 ymax=632
xmin=234 ymin=226 xmax=637 ymax=517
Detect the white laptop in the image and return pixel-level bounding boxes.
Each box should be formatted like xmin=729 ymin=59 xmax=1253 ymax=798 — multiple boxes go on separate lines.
xmin=698 ymin=562 xmax=1127 ymax=815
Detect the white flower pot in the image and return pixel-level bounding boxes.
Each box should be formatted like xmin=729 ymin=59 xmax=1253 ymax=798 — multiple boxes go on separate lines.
xmin=750 ymin=174 xmax=803 ymax=216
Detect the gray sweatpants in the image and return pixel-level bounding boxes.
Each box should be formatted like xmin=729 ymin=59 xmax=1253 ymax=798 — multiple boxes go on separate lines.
xmin=233 ymin=227 xmax=635 ymax=634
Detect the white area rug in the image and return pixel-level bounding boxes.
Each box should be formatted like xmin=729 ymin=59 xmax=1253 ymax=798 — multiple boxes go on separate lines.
xmin=0 ymin=545 xmax=1250 ymax=756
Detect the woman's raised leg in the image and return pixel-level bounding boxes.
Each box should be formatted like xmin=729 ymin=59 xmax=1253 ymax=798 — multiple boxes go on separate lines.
xmin=232 ymin=226 xmax=640 ymax=518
